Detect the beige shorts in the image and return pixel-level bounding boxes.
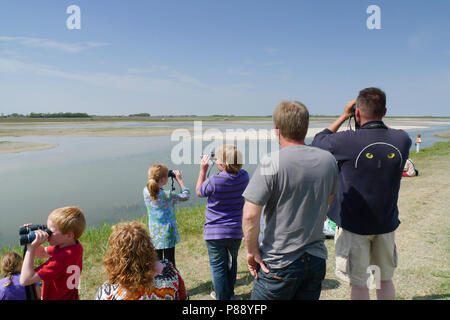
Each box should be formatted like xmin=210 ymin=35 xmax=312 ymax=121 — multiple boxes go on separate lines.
xmin=334 ymin=227 xmax=398 ymax=287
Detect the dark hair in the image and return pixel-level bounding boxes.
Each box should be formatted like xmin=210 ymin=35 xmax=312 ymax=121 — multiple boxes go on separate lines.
xmin=356 ymin=87 xmax=386 ymax=119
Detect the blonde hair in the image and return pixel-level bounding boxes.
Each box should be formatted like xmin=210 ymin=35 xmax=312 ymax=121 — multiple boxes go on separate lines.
xmin=1 ymin=252 xmax=22 ymax=287
xmin=147 ymin=164 xmax=169 ymax=201
xmin=103 ymin=222 xmax=157 ymax=300
xmin=48 ymin=206 xmax=86 ymax=240
xmin=215 ymin=144 xmax=243 ymax=175
xmin=273 ymin=101 xmax=309 ymax=141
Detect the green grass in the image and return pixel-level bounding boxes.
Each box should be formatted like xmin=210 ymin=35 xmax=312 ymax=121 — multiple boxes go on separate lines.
xmin=410 ymin=141 xmax=450 ymax=161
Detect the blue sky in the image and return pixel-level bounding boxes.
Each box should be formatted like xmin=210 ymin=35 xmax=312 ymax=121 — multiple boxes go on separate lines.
xmin=1 ymin=0 xmax=449 ymax=116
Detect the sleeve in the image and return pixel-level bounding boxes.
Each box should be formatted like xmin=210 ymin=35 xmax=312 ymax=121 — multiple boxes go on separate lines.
xmin=168 ymin=187 xmax=191 ymax=203
xmin=198 ymin=178 xmax=214 ymax=197
xmin=45 ymin=245 xmax=55 ymax=256
xmin=242 ymin=155 xmax=275 ymax=206
xmin=143 ymin=187 xmax=151 ymax=206
xmin=311 ymin=129 xmax=335 ymax=154
xmin=311 ymin=129 xmax=349 ymax=162
xmin=176 ymin=272 xmax=188 ymax=300
xmin=35 ymin=253 xmax=65 ymax=282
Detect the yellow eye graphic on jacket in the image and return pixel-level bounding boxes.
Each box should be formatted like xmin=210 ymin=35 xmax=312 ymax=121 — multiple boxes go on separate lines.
xmin=355 ymin=143 xmax=403 ymax=169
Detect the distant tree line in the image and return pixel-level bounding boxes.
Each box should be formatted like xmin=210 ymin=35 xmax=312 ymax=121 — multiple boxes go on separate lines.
xmin=128 ymin=113 xmax=151 ymax=117
xmin=0 ymin=112 xmax=91 ymax=118
xmin=29 ymin=112 xmax=91 ymax=118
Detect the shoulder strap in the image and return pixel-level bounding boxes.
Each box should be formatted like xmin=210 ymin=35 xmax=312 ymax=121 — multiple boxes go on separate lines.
xmin=22 ymin=246 xmax=38 ymax=300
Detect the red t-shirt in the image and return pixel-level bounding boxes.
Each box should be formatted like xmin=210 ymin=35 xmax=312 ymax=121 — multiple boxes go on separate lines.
xmin=35 ymin=242 xmax=83 ymax=300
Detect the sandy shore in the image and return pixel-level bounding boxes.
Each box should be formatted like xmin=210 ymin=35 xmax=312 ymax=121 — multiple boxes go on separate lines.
xmin=0 ymin=141 xmax=57 ymax=154
xmin=0 ymin=122 xmax=431 ymax=154
xmin=190 ymin=125 xmax=428 ymax=140
xmin=0 ymin=127 xmax=185 ymax=138
xmin=434 ymin=130 xmax=450 ymax=138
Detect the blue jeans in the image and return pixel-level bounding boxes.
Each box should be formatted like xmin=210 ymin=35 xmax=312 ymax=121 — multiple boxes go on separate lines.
xmin=205 ymin=238 xmax=242 ymax=300
xmin=251 ymin=252 xmax=326 ymax=300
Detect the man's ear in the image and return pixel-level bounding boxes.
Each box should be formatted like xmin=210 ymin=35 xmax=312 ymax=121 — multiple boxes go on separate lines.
xmin=355 ymin=108 xmax=362 ymax=123
xmin=383 ymin=108 xmax=387 ymax=117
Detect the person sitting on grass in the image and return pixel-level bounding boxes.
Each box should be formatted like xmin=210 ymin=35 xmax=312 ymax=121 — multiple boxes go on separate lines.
xmin=402 ymin=158 xmax=419 ymax=177
xmin=144 ymin=164 xmax=190 ymax=269
xmin=19 ymin=206 xmax=86 ymax=300
xmin=95 ymin=221 xmax=187 ymax=300
xmin=196 ymin=144 xmax=249 ymax=300
xmin=0 ymin=252 xmax=41 ymax=300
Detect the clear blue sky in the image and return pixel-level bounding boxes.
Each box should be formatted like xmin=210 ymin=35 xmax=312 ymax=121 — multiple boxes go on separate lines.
xmin=1 ymin=0 xmax=449 ymax=116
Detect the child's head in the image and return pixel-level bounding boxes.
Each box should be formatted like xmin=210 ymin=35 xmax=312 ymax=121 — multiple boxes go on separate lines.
xmin=417 ymin=134 xmax=421 ymax=138
xmin=47 ymin=206 xmax=86 ymax=246
xmin=147 ymin=164 xmax=169 ymax=201
xmin=215 ymin=144 xmax=243 ymax=175
xmin=104 ymin=221 xmax=157 ymax=300
xmin=1 ymin=252 xmax=22 ymax=283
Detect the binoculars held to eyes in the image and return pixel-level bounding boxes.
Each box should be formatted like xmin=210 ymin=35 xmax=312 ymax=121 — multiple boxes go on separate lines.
xmin=350 ymin=103 xmax=360 ymax=130
xmin=19 ymin=224 xmax=53 ymax=246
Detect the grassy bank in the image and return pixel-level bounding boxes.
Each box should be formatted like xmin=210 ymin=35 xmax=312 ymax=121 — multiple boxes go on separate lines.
xmin=1 ymin=142 xmax=449 ymax=300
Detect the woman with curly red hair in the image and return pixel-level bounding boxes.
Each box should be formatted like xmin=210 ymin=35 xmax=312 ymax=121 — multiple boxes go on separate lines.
xmin=95 ymin=221 xmax=187 ymax=300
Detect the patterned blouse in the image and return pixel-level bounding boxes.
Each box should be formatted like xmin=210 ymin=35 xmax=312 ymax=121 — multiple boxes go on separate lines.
xmin=143 ymin=186 xmax=190 ymax=249
xmin=95 ymin=260 xmax=188 ymax=300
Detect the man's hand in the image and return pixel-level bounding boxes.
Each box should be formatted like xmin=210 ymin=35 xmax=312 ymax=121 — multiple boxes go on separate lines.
xmin=327 ymin=99 xmax=357 ymax=133
xmin=343 ymin=99 xmax=357 ymax=120
xmin=243 ymin=200 xmax=270 ymax=279
xmin=247 ymin=250 xmax=269 ymax=279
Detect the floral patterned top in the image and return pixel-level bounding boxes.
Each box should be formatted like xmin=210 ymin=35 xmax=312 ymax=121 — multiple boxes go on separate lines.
xmin=95 ymin=259 xmax=188 ymax=300
xmin=143 ymin=186 xmax=190 ymax=249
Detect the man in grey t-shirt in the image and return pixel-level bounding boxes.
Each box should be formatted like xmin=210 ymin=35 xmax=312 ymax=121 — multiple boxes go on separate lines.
xmin=242 ymin=101 xmax=338 ymax=300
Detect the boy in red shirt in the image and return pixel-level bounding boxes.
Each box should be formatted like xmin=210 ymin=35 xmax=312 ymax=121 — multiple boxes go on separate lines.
xmin=20 ymin=206 xmax=86 ymax=300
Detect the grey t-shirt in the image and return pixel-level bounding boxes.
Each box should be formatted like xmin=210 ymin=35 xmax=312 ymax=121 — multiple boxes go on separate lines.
xmin=243 ymin=145 xmax=338 ymax=269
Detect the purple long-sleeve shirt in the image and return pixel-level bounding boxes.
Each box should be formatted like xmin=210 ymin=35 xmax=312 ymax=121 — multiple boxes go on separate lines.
xmin=199 ymin=170 xmax=249 ymax=240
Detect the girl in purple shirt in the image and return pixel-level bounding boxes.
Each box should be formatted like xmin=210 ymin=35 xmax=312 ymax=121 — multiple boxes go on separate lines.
xmin=0 ymin=252 xmax=40 ymax=300
xmin=196 ymin=144 xmax=249 ymax=300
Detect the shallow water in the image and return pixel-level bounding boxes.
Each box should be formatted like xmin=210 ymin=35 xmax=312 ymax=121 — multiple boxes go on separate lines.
xmin=0 ymin=120 xmax=448 ymax=247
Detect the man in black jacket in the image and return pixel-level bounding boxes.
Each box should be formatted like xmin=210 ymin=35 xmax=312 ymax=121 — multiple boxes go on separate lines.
xmin=312 ymin=88 xmax=411 ymax=300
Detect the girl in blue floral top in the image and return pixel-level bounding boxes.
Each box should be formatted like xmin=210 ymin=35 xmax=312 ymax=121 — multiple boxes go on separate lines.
xmin=144 ymin=164 xmax=190 ymax=268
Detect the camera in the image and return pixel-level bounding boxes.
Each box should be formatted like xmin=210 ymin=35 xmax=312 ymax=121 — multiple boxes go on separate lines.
xmin=19 ymin=224 xmax=52 ymax=246
xmin=200 ymin=151 xmax=216 ymax=160
xmin=168 ymin=170 xmax=176 ymax=178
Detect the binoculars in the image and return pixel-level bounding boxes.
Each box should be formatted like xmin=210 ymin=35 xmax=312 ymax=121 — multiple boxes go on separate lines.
xmin=350 ymin=103 xmax=360 ymax=130
xmin=19 ymin=224 xmax=52 ymax=246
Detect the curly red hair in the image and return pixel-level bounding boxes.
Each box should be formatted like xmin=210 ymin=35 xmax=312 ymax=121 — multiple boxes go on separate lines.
xmin=103 ymin=222 xmax=157 ymax=300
